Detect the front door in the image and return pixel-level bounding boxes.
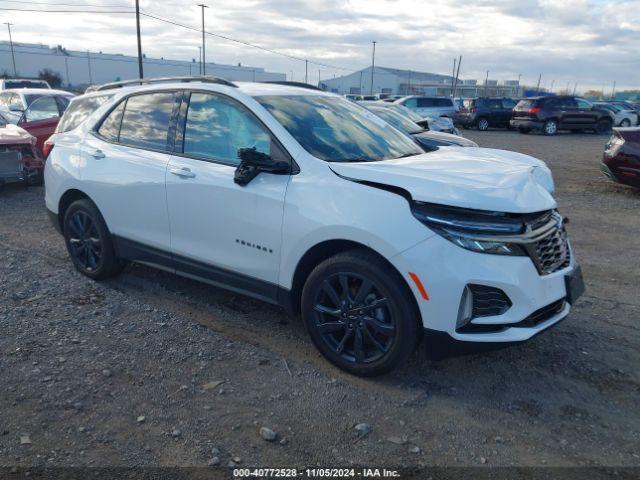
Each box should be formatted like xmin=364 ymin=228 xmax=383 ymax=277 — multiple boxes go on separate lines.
xmin=19 ymin=96 xmax=61 ymax=155
xmin=165 ymin=91 xmax=290 ymax=300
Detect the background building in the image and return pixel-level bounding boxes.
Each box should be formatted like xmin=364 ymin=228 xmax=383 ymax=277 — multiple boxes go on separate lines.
xmin=0 ymin=41 xmax=285 ymax=89
xmin=320 ymin=66 xmax=526 ymax=97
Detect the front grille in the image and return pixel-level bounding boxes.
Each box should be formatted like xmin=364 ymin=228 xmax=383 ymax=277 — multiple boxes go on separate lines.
xmin=528 ymin=224 xmax=571 ymax=275
xmin=469 ymin=284 xmax=512 ymax=318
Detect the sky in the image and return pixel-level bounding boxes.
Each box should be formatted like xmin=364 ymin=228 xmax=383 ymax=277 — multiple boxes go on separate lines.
xmin=1 ymin=0 xmax=639 ymax=92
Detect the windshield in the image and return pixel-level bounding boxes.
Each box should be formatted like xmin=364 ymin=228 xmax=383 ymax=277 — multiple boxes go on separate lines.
xmin=388 ymin=103 xmax=423 ymax=122
xmin=369 ymin=107 xmax=423 ymax=134
xmin=256 ymin=95 xmax=422 ymax=162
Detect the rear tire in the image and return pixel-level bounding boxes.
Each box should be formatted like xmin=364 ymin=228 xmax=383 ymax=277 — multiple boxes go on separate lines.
xmin=301 ymin=250 xmax=420 ymax=376
xmin=477 ymin=118 xmax=489 ymax=131
xmin=543 ymin=119 xmax=558 ymax=136
xmin=595 ymin=119 xmax=612 ymax=134
xmin=63 ymin=199 xmax=123 ymax=280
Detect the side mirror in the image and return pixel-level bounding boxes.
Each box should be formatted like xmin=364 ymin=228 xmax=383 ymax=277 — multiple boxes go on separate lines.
xmin=234 ymin=147 xmax=289 ymax=186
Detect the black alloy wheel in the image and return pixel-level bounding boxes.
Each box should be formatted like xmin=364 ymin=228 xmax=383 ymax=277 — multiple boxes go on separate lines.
xmin=301 ymin=250 xmax=419 ymax=376
xmin=63 ymin=199 xmax=123 ymax=280
xmin=312 ymin=272 xmax=395 ymax=364
xmin=67 ymin=210 xmax=102 ymax=272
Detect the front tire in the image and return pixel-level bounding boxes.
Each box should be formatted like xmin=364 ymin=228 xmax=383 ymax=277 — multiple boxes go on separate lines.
xmin=63 ymin=199 xmax=123 ymax=280
xmin=301 ymin=250 xmax=420 ymax=376
xmin=477 ymin=117 xmax=489 ymax=131
xmin=543 ymin=119 xmax=558 ymax=136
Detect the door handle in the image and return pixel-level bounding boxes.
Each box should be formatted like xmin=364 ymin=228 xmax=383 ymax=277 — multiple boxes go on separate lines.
xmin=90 ymin=149 xmax=105 ymax=159
xmin=169 ymin=167 xmax=196 ymax=178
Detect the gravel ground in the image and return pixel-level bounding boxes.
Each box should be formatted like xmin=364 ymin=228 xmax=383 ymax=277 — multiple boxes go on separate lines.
xmin=0 ymin=129 xmax=639 ymax=474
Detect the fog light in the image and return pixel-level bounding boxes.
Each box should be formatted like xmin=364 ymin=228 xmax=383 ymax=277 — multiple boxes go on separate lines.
xmin=456 ymin=286 xmax=473 ymax=329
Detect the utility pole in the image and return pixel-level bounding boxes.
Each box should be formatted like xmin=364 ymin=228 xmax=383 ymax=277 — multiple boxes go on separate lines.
xmin=573 ymin=82 xmax=578 ymax=95
xmin=550 ymin=79 xmax=555 ymax=93
xmin=304 ymin=59 xmax=308 ymax=84
xmin=290 ymin=70 xmax=293 ymax=81
xmin=197 ymin=46 xmax=202 ymax=75
xmin=370 ymin=41 xmax=376 ymax=95
xmin=535 ymin=74 xmax=542 ymax=93
xmin=450 ymin=58 xmax=456 ymax=96
xmin=197 ymin=4 xmax=209 ymax=75
xmin=4 ymin=23 xmax=16 ymax=76
xmin=453 ymin=55 xmax=462 ymax=98
xmin=359 ymin=71 xmax=363 ymax=93
xmin=317 ymin=69 xmax=320 ymax=87
xmin=135 ymin=0 xmax=143 ymax=79
xmin=611 ymin=80 xmax=616 ymax=100
xmin=64 ymin=56 xmax=70 ymax=86
xmin=87 ymin=50 xmax=93 ymax=84
xmin=484 ymin=70 xmax=489 ymax=96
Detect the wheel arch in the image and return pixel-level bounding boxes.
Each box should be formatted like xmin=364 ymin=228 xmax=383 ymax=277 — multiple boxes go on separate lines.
xmin=285 ymin=239 xmax=422 ymax=330
xmin=57 ymin=188 xmax=92 ymax=231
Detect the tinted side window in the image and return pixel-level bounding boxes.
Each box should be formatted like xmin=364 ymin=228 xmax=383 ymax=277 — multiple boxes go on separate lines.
xmin=57 ymin=95 xmax=112 ymax=133
xmin=501 ymin=99 xmax=516 ymax=109
xmin=97 ymin=101 xmax=125 ymax=142
xmin=487 ymin=99 xmax=502 ymax=109
xmin=118 ymin=92 xmax=176 ymax=151
xmin=183 ymin=92 xmax=271 ymax=166
xmin=24 ymin=96 xmax=59 ymax=122
xmin=402 ymin=98 xmax=417 ymax=108
xmin=417 ymin=98 xmax=436 ymax=108
xmin=435 ymin=98 xmax=453 ymax=107
xmin=576 ymin=98 xmax=592 ymax=109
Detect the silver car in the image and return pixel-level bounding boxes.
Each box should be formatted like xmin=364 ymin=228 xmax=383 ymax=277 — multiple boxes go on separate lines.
xmin=393 ymin=96 xmax=456 ymax=118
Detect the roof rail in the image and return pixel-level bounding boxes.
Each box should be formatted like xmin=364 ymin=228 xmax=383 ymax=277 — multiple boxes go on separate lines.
xmin=262 ymin=81 xmax=322 ymax=91
xmin=86 ymin=76 xmax=238 ymax=93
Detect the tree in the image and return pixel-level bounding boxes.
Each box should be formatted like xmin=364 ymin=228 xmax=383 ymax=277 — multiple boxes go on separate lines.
xmin=38 ymin=68 xmax=63 ymax=88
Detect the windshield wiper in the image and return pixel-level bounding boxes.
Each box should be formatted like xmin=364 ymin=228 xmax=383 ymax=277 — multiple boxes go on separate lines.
xmin=395 ymin=152 xmax=422 ymax=159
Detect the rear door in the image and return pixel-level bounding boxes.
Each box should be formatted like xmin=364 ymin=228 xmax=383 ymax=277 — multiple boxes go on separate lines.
xmin=79 ymin=91 xmax=177 ymax=253
xmin=500 ymin=98 xmax=517 ymax=126
xmin=574 ymin=98 xmax=599 ymax=127
xmin=18 ymin=96 xmax=62 ymax=155
xmin=165 ymin=90 xmax=290 ymax=297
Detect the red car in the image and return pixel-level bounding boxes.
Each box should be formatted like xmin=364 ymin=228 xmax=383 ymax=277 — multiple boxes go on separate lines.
xmin=601 ymin=127 xmax=640 ymax=188
xmin=0 ymin=121 xmax=44 ymax=186
xmin=0 ymin=89 xmax=73 ymax=156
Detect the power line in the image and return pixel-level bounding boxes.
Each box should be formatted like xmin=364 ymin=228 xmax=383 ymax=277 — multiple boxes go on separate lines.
xmin=0 ymin=0 xmax=131 ymax=7
xmin=138 ymin=10 xmax=355 ymax=72
xmin=0 ymin=6 xmax=132 ymax=13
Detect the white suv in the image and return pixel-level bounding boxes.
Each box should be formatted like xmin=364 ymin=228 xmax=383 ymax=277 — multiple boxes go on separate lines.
xmin=44 ymin=77 xmax=584 ymax=376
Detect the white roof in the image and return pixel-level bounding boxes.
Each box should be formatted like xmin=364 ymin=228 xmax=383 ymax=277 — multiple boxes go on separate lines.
xmin=5 ymin=88 xmax=75 ymax=96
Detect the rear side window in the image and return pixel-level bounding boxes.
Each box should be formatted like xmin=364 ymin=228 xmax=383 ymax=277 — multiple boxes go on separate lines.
xmin=515 ymin=100 xmax=533 ymax=109
xmin=117 ymin=92 xmax=176 ymax=151
xmin=23 ymin=96 xmax=60 ymax=123
xmin=486 ymin=99 xmax=502 ymax=109
xmin=98 ymin=101 xmax=125 ymax=141
xmin=57 ymin=95 xmax=112 ymax=133
xmin=417 ymin=98 xmax=436 ymax=108
xmin=435 ymin=98 xmax=453 ymax=107
xmin=502 ymin=99 xmax=516 ymax=109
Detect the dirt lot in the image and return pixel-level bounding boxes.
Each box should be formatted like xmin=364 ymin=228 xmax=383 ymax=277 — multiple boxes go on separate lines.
xmin=1 ymin=130 xmax=639 ymax=474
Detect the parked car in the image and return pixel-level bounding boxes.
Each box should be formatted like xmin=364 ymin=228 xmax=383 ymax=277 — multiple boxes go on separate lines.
xmin=0 ymin=78 xmax=51 ymax=90
xmin=593 ymin=102 xmax=639 ymax=127
xmin=0 ymin=89 xmax=75 ymax=154
xmin=0 ymin=118 xmax=44 ymax=185
xmin=366 ymin=104 xmax=478 ymax=151
xmin=361 ymin=101 xmax=458 ymax=134
xmin=45 ymin=77 xmax=582 ymax=376
xmin=456 ymin=97 xmax=518 ymax=130
xmin=393 ymin=96 xmax=456 ymax=118
xmin=511 ymin=96 xmax=614 ymax=135
xmin=601 ymin=127 xmax=640 ymax=188
xmin=344 ymin=94 xmax=363 ymax=102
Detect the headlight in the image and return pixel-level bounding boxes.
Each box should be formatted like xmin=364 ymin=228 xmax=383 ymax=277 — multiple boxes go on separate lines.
xmin=411 ymin=201 xmax=531 ymax=256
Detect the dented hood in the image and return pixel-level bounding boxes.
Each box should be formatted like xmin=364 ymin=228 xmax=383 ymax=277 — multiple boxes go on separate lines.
xmin=328 ymin=147 xmax=557 ymax=213
xmin=0 ymin=124 xmax=36 ymax=146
